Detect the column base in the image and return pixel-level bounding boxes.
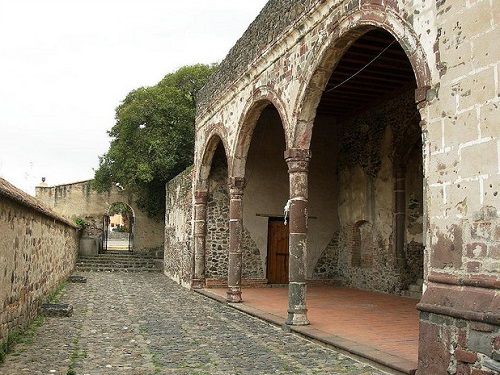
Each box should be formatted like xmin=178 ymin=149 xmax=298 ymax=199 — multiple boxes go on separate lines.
xmin=286 ymin=310 xmax=310 ymax=326
xmin=287 ymin=281 xmax=309 ymax=325
xmin=226 ymin=287 xmax=242 ymax=303
xmin=191 ymin=278 xmax=205 ymax=289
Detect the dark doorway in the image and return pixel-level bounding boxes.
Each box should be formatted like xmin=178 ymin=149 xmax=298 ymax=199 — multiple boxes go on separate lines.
xmin=267 ymin=217 xmax=289 ymax=284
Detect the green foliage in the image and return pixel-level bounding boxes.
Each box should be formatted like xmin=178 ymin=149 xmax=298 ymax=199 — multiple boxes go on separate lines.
xmin=93 ymin=64 xmax=217 ymax=218
xmin=74 ymin=217 xmax=88 ymax=231
xmin=108 ymin=202 xmax=132 ymax=215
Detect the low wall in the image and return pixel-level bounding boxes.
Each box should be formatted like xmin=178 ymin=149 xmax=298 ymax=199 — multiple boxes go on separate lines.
xmin=0 ymin=178 xmax=79 ymax=347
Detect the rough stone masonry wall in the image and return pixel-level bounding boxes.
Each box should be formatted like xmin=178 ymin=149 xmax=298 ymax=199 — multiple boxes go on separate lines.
xmin=165 ymin=167 xmax=193 ymax=288
xmin=311 ymin=90 xmax=424 ymax=294
xmin=206 ymin=159 xmax=264 ymax=282
xmin=0 ymin=178 xmax=79 ymax=348
xmin=36 ymin=180 xmax=164 ymax=254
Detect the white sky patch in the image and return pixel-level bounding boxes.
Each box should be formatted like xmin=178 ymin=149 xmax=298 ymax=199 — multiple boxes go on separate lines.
xmin=0 ymin=0 xmax=268 ymax=194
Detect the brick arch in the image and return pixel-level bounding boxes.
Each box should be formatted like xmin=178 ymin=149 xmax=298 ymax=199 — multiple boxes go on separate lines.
xmin=195 ymin=125 xmax=230 ymax=192
xmin=231 ymin=86 xmax=291 ymax=179
xmin=293 ymin=7 xmax=431 ymax=149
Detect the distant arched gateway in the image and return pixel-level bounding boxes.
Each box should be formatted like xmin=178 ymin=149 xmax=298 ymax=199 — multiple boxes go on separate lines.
xmin=165 ymin=1 xmax=500 ymax=374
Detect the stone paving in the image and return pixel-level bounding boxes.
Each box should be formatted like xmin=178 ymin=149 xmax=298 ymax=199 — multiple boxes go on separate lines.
xmin=1 ymin=273 xmax=386 ymax=375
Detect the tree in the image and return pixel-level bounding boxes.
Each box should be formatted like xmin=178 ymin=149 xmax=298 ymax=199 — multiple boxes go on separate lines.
xmin=93 ymin=64 xmax=216 ymax=218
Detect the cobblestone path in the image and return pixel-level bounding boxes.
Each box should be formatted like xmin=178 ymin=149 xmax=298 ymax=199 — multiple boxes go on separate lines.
xmin=1 ymin=273 xmax=386 ymax=375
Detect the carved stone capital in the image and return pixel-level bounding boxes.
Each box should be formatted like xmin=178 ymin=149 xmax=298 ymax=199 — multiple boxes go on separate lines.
xmin=284 ymin=149 xmax=311 ymax=173
xmin=228 ymin=176 xmax=245 ymax=197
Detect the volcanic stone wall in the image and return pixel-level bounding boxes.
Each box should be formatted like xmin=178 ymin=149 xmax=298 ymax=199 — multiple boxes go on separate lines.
xmin=205 ymin=159 xmax=264 ymax=283
xmin=0 ymin=178 xmax=78 ymax=349
xmin=310 ymin=90 xmax=424 ymax=294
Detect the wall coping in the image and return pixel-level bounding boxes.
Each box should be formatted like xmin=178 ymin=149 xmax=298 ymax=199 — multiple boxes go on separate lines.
xmin=0 ymin=177 xmax=78 ymax=229
xmin=36 ymin=179 xmax=93 ymax=189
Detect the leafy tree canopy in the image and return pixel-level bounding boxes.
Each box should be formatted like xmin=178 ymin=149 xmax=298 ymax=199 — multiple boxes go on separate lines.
xmin=93 ymin=64 xmax=217 ymax=218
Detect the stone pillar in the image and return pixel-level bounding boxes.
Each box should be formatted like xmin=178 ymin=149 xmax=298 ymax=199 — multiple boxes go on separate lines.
xmin=284 ymin=148 xmax=311 ymax=326
xmin=192 ymin=190 xmax=208 ymax=289
xmin=227 ymin=177 xmax=245 ymax=303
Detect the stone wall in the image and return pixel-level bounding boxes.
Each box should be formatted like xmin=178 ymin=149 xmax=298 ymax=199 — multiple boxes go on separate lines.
xmin=36 ymin=180 xmax=164 ymax=254
xmin=164 ymin=167 xmax=193 ymax=287
xmin=309 ymin=90 xmax=424 ymax=294
xmin=0 ymin=178 xmax=79 ymax=348
xmin=206 ymin=152 xmax=264 ymax=282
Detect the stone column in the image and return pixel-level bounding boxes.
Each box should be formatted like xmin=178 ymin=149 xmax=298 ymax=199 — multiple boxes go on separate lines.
xmin=226 ymin=177 xmax=245 ymax=303
xmin=284 ymin=148 xmax=311 ymax=326
xmin=192 ymin=190 xmax=208 ymax=289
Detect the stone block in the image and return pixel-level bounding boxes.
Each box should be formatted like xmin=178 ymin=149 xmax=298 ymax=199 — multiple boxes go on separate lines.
xmin=467 ymin=330 xmax=493 ymax=356
xmin=427 ymin=119 xmax=444 ymax=154
xmin=446 ymin=109 xmax=479 ymax=147
xmin=459 ymin=140 xmax=497 ymax=179
xmin=455 ymin=68 xmax=496 ymax=111
xmin=68 ymin=275 xmax=87 ymax=283
xmin=455 ymin=349 xmax=477 ymax=363
xmin=39 ymin=303 xmax=73 ymax=318
xmin=472 ymin=28 xmax=500 ymax=68
xmin=466 ymin=243 xmax=487 ymax=258
xmin=479 ymin=102 xmax=500 ymax=140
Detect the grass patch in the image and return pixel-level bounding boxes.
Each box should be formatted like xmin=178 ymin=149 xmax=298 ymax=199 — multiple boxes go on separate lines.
xmin=0 ymin=281 xmax=67 ymax=364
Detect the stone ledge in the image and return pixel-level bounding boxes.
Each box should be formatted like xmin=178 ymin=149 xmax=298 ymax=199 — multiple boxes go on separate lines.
xmin=417 ymin=283 xmax=500 ymax=325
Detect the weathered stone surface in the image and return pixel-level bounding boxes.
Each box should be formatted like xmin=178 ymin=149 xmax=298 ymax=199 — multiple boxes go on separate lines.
xmin=40 ymin=303 xmax=73 ymax=317
xmin=0 ymin=177 xmax=78 ymax=349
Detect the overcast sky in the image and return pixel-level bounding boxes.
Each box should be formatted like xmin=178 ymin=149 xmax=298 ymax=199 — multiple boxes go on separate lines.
xmin=0 ymin=0 xmax=268 ymax=194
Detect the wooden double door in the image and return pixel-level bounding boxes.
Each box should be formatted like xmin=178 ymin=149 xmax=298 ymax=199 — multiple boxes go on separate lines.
xmin=267 ymin=218 xmax=289 ymax=284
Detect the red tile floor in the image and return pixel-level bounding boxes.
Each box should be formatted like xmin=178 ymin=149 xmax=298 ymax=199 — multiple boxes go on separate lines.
xmin=210 ymin=286 xmax=419 ymax=364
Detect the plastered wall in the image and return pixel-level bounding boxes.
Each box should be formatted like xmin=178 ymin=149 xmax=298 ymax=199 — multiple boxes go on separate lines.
xmin=36 ymin=180 xmax=164 ymax=253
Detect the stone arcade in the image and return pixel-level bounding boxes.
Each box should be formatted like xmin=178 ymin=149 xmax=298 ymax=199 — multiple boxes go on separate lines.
xmin=165 ymin=0 xmax=499 ymax=374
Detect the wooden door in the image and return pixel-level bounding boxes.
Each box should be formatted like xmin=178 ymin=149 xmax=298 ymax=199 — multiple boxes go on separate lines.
xmin=267 ymin=218 xmax=289 ymax=284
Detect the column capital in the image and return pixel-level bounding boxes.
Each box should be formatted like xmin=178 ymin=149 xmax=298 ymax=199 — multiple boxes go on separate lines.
xmin=284 ymin=149 xmax=311 ymax=173
xmin=194 ymin=190 xmax=208 ymax=204
xmin=228 ymin=176 xmax=245 ymax=197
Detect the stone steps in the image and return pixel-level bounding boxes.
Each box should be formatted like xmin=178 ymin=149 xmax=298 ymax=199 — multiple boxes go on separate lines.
xmin=76 ymin=253 xmax=163 ymax=272
xmin=75 ymin=266 xmax=162 ymax=273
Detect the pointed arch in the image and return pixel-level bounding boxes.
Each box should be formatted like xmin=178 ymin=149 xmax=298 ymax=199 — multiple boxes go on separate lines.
xmin=195 ymin=124 xmax=230 ymax=192
xmin=293 ymin=7 xmax=431 ymax=149
xmin=231 ymin=86 xmax=291 ymax=179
